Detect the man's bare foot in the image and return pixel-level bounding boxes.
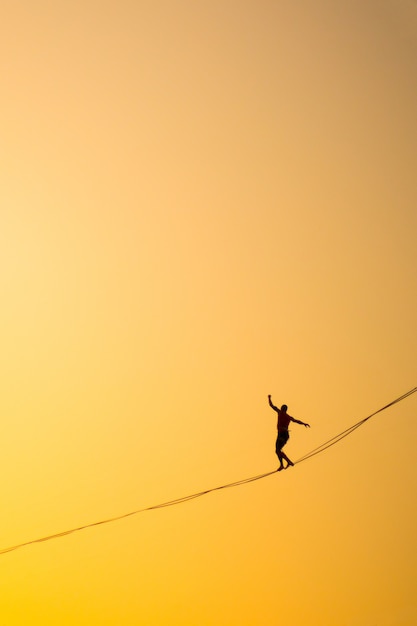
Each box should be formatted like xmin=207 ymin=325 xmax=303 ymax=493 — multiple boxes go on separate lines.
xmin=286 ymin=460 xmax=294 ymax=467
xmin=277 ymin=466 xmax=285 ymax=471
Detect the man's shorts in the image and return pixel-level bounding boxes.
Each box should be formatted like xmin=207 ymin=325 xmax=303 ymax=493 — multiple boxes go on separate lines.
xmin=276 ymin=430 xmax=289 ymax=453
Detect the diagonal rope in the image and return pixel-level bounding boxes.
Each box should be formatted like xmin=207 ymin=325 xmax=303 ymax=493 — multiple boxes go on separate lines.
xmin=0 ymin=470 xmax=277 ymax=555
xmin=294 ymin=386 xmax=417 ymax=464
xmin=1 ymin=386 xmax=416 ymax=556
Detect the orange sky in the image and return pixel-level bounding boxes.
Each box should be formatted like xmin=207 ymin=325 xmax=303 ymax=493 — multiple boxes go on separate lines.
xmin=1 ymin=1 xmax=417 ymax=624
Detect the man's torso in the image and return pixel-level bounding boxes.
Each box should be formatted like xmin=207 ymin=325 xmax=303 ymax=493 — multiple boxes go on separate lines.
xmin=277 ymin=410 xmax=292 ymax=432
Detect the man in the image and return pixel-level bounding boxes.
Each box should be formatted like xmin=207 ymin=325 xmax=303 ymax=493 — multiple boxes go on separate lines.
xmin=268 ymin=394 xmax=310 ymax=471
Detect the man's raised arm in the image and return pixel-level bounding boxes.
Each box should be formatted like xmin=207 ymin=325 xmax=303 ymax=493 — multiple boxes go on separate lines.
xmin=268 ymin=394 xmax=278 ymax=412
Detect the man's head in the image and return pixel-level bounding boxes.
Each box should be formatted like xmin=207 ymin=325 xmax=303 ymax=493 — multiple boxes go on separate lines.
xmin=281 ymin=404 xmax=288 ymax=412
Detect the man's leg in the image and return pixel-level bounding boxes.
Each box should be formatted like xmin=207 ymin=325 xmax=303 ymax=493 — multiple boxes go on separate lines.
xmin=276 ymin=432 xmax=293 ymax=469
xmin=277 ymin=451 xmax=285 ymax=471
xmin=276 ymin=439 xmax=285 ymax=470
xmin=280 ymin=451 xmax=294 ymax=467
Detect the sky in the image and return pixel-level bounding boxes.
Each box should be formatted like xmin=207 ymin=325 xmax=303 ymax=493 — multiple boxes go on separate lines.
xmin=1 ymin=0 xmax=416 ymax=624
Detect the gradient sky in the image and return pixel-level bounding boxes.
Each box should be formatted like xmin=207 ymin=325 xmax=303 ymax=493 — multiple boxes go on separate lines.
xmin=1 ymin=1 xmax=417 ymax=624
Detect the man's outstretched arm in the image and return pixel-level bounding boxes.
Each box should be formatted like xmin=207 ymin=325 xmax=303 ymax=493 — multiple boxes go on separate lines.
xmin=268 ymin=394 xmax=278 ymax=412
xmin=291 ymin=417 xmax=310 ymax=428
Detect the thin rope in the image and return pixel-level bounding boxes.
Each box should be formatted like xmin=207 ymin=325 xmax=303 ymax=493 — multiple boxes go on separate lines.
xmin=1 ymin=386 xmax=416 ymax=556
xmin=0 ymin=470 xmax=277 ymax=555
xmin=294 ymin=386 xmax=417 ymax=464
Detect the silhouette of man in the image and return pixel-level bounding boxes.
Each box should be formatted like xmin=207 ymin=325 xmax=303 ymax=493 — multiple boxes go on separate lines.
xmin=268 ymin=395 xmax=310 ymax=470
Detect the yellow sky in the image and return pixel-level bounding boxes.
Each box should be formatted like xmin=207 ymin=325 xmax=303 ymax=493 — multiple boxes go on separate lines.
xmin=1 ymin=1 xmax=417 ymax=624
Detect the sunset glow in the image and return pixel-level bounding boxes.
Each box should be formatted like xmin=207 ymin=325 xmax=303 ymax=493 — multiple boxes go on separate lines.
xmin=1 ymin=2 xmax=416 ymax=625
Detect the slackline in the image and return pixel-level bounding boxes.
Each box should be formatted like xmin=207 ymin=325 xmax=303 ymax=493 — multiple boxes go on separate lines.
xmin=1 ymin=386 xmax=415 ymax=556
